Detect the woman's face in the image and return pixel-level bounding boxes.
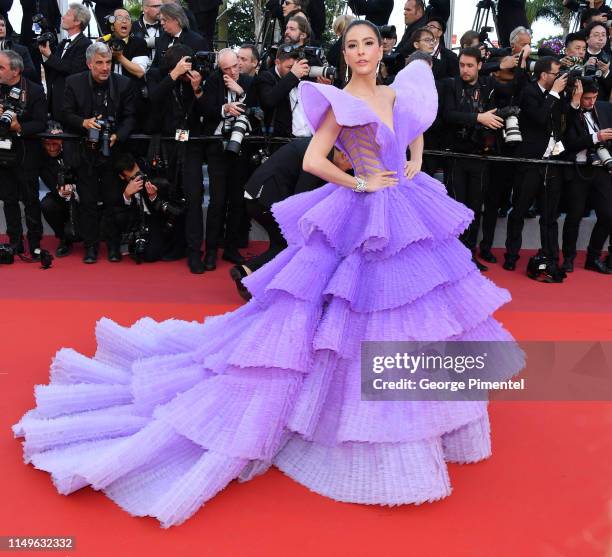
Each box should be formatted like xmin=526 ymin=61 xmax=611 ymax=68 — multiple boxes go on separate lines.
xmin=343 ymin=24 xmax=383 ymax=77
xmin=414 ymin=30 xmax=435 ymax=54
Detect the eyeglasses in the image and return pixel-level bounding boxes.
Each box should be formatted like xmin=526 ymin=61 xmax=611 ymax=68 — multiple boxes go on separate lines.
xmin=146 ymin=3 xmax=162 ymax=7
xmin=114 ymin=15 xmax=131 ymax=22
xmin=426 ymin=24 xmax=442 ymax=32
xmin=419 ymin=37 xmax=435 ymax=44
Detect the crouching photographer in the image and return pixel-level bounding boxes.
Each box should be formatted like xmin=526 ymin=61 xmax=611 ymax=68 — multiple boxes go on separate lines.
xmin=62 ymin=42 xmax=137 ymax=264
xmin=39 ymin=122 xmax=84 ymax=257
xmin=442 ymin=47 xmax=522 ymax=271
xmin=561 ymin=79 xmax=612 ymax=274
xmin=0 ymin=50 xmax=47 ymax=258
xmin=115 ymin=152 xmax=177 ymax=263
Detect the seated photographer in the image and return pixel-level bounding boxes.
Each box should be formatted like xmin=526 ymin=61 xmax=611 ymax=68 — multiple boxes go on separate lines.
xmin=152 ymin=3 xmax=208 ymax=67
xmin=347 ymin=0 xmax=392 ymax=26
xmin=115 ymin=152 xmax=170 ymax=263
xmin=561 ymin=79 xmax=612 ymax=274
xmin=231 ymin=138 xmax=351 ymax=300
xmin=132 ymin=0 xmax=162 ymax=62
xmin=147 ymin=44 xmax=207 ymax=274
xmin=425 ymin=16 xmax=458 ymax=80
xmin=62 ymin=42 xmax=137 ymax=264
xmin=201 ymin=47 xmax=254 ymax=271
xmin=255 ymin=44 xmax=311 ymax=138
xmin=99 ymin=9 xmax=150 ymax=81
xmin=503 ymin=56 xmax=568 ymax=271
xmin=39 ymin=3 xmax=91 ymax=120
xmin=583 ymin=21 xmax=612 ymax=97
xmin=39 ymin=122 xmax=83 ymax=257
xmin=0 ymin=15 xmax=37 ymax=82
xmin=0 ymin=49 xmax=47 ymax=257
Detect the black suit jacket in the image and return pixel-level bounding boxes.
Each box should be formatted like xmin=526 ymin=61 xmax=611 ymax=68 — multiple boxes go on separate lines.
xmin=254 ymin=68 xmax=300 ymax=138
xmin=93 ymin=0 xmax=123 ymax=35
xmin=201 ymin=70 xmax=254 ymax=136
xmin=61 ymin=71 xmax=137 ymax=143
xmin=516 ymin=81 xmax=567 ymax=159
xmin=19 ymin=0 xmax=61 ymax=45
xmin=564 ymin=100 xmax=612 ymax=166
xmin=131 ymin=17 xmax=161 ymax=60
xmin=43 ymin=32 xmax=92 ymax=120
xmin=151 ymin=29 xmax=209 ymax=67
xmin=396 ymin=0 xmax=450 ymax=57
xmin=497 ymin=0 xmax=528 ymax=48
xmin=187 ymin=0 xmax=222 ymax=14
xmin=432 ymin=47 xmax=459 ymax=81
xmin=347 ymin=0 xmax=393 ymax=26
xmin=244 ymin=138 xmax=324 ymax=208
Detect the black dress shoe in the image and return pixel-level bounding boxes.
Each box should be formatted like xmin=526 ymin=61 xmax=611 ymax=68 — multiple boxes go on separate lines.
xmin=585 ymin=258 xmax=612 ymax=274
xmin=526 ymin=207 xmax=538 ymax=219
xmin=229 ymin=265 xmax=252 ymax=301
xmin=561 ymin=258 xmax=574 ymax=273
xmin=502 ymin=259 xmax=517 ymax=271
xmin=107 ymin=245 xmax=122 ymax=262
xmin=471 ymin=255 xmax=488 ymax=272
xmin=204 ymin=251 xmax=217 ymax=271
xmin=479 ymin=249 xmax=497 ymax=264
xmin=497 ymin=207 xmax=510 ymax=218
xmin=55 ymin=240 xmax=72 ymax=258
xmin=83 ymin=246 xmax=98 ymax=264
xmin=188 ymin=252 xmax=205 ymax=274
xmin=9 ymin=238 xmax=24 ymax=254
xmin=222 ymin=249 xmax=245 ymax=265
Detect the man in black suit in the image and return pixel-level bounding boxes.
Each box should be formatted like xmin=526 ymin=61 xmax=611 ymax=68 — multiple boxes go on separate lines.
xmin=504 ymin=56 xmax=569 ymax=271
xmin=255 ymin=45 xmax=309 ymax=139
xmin=62 ymin=42 xmax=136 ymax=264
xmin=396 ymin=0 xmax=449 ymax=57
xmin=0 ymin=50 xmax=47 ymax=257
xmin=39 ymin=3 xmax=91 ymax=120
xmin=152 ymin=2 xmax=208 ymax=67
xmin=201 ymin=47 xmax=254 ymax=271
xmin=131 ymin=0 xmax=162 ymax=62
xmin=230 ymin=138 xmax=352 ymax=300
xmin=0 ymin=15 xmax=37 ymax=81
xmin=19 ymin=0 xmax=60 ymax=81
xmin=425 ymin=15 xmax=458 ymax=80
xmin=147 ymin=44 xmax=207 ymax=273
xmin=186 ymin=0 xmax=221 ymax=49
xmin=561 ymin=79 xmax=612 ymax=274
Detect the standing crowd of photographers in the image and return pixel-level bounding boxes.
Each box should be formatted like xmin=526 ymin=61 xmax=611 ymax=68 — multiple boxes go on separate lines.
xmin=1 ymin=0 xmax=612 ymax=283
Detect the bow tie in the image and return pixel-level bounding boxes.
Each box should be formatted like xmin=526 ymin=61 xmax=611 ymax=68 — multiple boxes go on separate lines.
xmin=145 ymin=23 xmax=159 ymax=29
xmin=62 ymin=38 xmax=72 ymax=45
xmin=582 ymin=108 xmax=593 ymax=113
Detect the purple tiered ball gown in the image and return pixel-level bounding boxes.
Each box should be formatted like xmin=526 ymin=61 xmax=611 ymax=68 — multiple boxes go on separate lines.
xmin=12 ymin=61 xmax=519 ymax=528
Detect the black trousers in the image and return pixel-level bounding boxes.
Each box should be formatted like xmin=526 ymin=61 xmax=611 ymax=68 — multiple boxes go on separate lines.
xmin=480 ymin=160 xmax=516 ymax=253
xmin=195 ymin=7 xmax=218 ymax=48
xmin=75 ymin=157 xmax=119 ymax=248
xmin=0 ymin=166 xmax=42 ymax=249
xmin=205 ymin=142 xmax=249 ymax=253
xmin=446 ymin=158 xmax=489 ymax=251
xmin=245 ymin=199 xmax=287 ymax=272
xmin=40 ymin=192 xmax=79 ymax=240
xmin=172 ymin=143 xmax=204 ymax=254
xmin=562 ymin=166 xmax=612 ymax=260
xmin=505 ymin=163 xmax=562 ymax=262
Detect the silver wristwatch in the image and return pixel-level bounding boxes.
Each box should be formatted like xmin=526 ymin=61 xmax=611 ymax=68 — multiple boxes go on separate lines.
xmin=354 ymin=177 xmax=367 ymax=193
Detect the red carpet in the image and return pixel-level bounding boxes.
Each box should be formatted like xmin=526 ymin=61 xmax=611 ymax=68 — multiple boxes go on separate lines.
xmin=1 ymin=242 xmax=611 ymax=557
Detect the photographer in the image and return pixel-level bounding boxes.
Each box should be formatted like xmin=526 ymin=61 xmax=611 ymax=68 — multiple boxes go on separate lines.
xmin=115 ymin=152 xmax=170 ymax=263
xmin=442 ymin=47 xmax=513 ymax=271
xmin=503 ymin=56 xmax=568 ymax=271
xmin=347 ymin=0 xmax=393 ymax=26
xmin=19 ymin=0 xmax=60 ymax=81
xmin=561 ymin=79 xmax=612 ymax=274
xmin=396 ymin=0 xmax=449 ymax=57
xmin=582 ymin=21 xmax=612 ymax=97
xmin=564 ymin=0 xmax=612 ymax=20
xmin=39 ymin=122 xmax=82 ymax=257
xmin=39 ymin=3 xmax=91 ymax=120
xmin=284 ymin=14 xmax=311 ymax=47
xmin=99 ymin=9 xmax=149 ymax=81
xmin=561 ymin=32 xmax=588 ymax=68
xmin=201 ymin=47 xmax=254 ymax=271
xmin=0 ymin=49 xmax=46 ymax=257
xmin=132 ymin=0 xmax=162 ymax=62
xmin=255 ymin=44 xmax=311 ymax=138
xmin=62 ymin=42 xmax=136 ymax=264
xmin=425 ymin=16 xmax=458 ymax=80
xmin=483 ymin=26 xmax=532 ymax=80
xmin=147 ymin=44 xmax=208 ymax=273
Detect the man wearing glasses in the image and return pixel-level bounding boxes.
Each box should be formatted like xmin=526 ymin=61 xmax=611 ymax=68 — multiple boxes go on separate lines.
xmin=425 ymin=15 xmax=458 ymax=80
xmin=133 ymin=0 xmax=162 ymax=61
xmin=503 ymin=57 xmax=569 ymax=272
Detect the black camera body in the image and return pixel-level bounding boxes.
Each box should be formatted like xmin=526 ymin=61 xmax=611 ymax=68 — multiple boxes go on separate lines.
xmin=32 ymin=13 xmax=58 ymax=48
xmin=295 ymin=45 xmax=337 ymax=80
xmin=86 ymin=116 xmax=115 ymax=157
xmin=382 ymin=51 xmax=405 ymax=76
xmin=108 ymin=37 xmax=125 ymax=53
xmin=0 ymin=87 xmax=25 ymax=137
xmin=189 ymin=51 xmax=216 ymax=79
xmin=0 ymin=243 xmax=15 ymax=264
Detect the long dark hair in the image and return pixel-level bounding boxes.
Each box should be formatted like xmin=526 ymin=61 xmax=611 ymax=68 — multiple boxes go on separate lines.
xmin=341 ymin=19 xmax=383 ymax=85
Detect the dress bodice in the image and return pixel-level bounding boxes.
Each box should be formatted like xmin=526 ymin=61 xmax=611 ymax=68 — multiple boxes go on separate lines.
xmin=298 ymin=60 xmax=438 ymax=177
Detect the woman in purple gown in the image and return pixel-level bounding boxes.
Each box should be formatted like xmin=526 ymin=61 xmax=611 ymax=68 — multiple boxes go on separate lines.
xmin=13 ymin=20 xmax=520 ymax=528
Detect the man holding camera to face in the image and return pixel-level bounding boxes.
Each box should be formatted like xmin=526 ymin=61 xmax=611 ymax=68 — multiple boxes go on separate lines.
xmin=0 ymin=49 xmax=46 ymax=258
xmin=62 ymin=42 xmax=136 ymax=264
xmin=201 ymin=48 xmax=254 ymax=272
xmin=147 ymin=44 xmax=207 ymax=274
xmin=561 ymin=79 xmax=612 ymax=274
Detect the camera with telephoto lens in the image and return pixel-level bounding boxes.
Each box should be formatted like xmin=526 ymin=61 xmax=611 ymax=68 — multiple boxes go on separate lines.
xmin=57 ymin=167 xmax=80 ymax=242
xmin=591 ymin=141 xmax=612 ymax=173
xmin=295 ymin=45 xmax=337 ymax=80
xmin=495 ymin=106 xmax=522 ymax=143
xmin=86 ymin=116 xmax=115 ymax=157
xmin=188 ymin=51 xmax=216 ymax=79
xmin=584 ymin=51 xmax=609 ymax=78
xmin=223 ymin=105 xmax=265 ymax=155
xmin=0 ymin=87 xmax=25 ymax=137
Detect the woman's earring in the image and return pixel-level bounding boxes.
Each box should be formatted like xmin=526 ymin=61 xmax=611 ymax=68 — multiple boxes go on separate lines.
xmin=376 ymin=59 xmax=381 ymax=74
xmin=345 ymin=64 xmax=349 ymax=82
